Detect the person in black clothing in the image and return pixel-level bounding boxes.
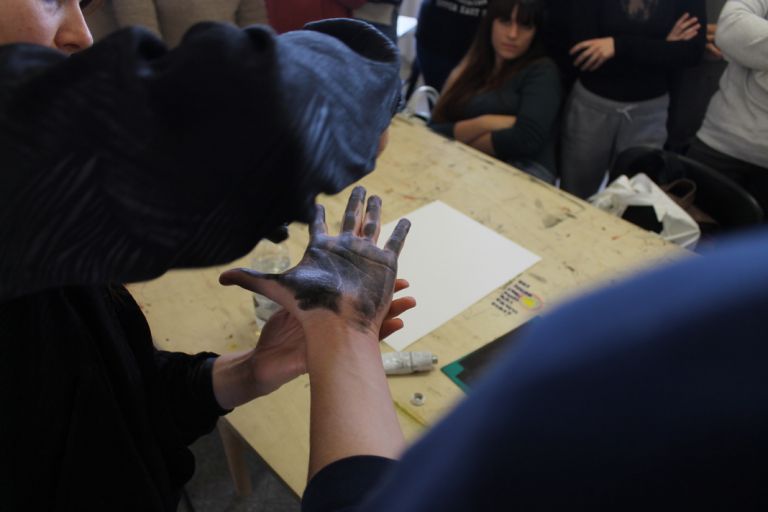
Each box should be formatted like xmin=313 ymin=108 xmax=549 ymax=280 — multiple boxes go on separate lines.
xmin=665 ymin=0 xmax=727 ymax=154
xmin=428 ymin=0 xmax=562 ymax=182
xmin=0 ymin=1 xmax=410 ymax=510
xmin=416 ymin=0 xmax=488 ymax=91
xmin=559 ymin=0 xmax=706 ymax=199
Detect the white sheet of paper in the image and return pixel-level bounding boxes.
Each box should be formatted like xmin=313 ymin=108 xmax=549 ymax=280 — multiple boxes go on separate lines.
xmin=379 ymin=201 xmax=541 ymax=351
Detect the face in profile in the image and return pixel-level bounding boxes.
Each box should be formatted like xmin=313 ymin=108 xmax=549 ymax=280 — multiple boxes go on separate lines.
xmin=0 ymin=0 xmax=94 ymax=52
xmin=491 ymin=5 xmax=537 ymax=63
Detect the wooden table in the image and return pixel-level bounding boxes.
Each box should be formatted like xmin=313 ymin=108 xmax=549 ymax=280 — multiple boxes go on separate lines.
xmin=128 ymin=116 xmax=688 ymax=496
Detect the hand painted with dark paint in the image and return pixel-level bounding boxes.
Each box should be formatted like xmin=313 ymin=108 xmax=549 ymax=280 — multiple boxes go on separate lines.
xmin=246 ymin=279 xmax=415 ymax=396
xmin=220 ymin=186 xmax=412 ymax=338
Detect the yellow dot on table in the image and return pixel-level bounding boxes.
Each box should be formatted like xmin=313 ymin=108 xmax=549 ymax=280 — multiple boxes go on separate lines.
xmin=520 ymin=295 xmax=542 ymax=310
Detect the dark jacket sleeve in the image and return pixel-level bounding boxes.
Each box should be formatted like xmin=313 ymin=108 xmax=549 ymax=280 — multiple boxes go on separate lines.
xmin=568 ymin=0 xmax=602 ymax=47
xmin=427 ymin=121 xmax=456 ymax=138
xmin=153 ymin=351 xmax=229 ymax=444
xmin=302 ymin=456 xmax=396 ymax=512
xmin=0 ymin=20 xmax=400 ymax=301
xmin=613 ymin=0 xmax=707 ymax=69
xmin=491 ymin=60 xmax=562 ymax=161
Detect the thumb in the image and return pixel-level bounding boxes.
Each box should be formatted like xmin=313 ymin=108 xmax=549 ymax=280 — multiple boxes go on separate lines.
xmin=219 ymin=268 xmax=294 ymax=308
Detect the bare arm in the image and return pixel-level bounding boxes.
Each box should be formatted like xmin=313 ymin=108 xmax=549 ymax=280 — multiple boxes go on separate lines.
xmin=219 ymin=186 xmax=412 ymax=477
xmin=305 ymin=321 xmax=403 ymax=476
xmin=467 ymin=132 xmax=496 ymax=155
xmin=211 ymin=279 xmax=415 ymax=410
xmin=454 ymin=115 xmax=517 ymax=146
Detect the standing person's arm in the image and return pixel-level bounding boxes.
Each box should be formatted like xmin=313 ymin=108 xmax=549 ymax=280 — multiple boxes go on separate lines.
xmin=571 ymin=0 xmax=706 ymax=72
xmin=715 ymin=0 xmax=768 ymax=70
xmin=611 ymin=0 xmax=707 ymax=69
xmin=567 ymin=0 xmax=606 ymax=73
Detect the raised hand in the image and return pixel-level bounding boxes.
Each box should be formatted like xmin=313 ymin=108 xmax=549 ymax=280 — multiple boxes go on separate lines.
xmin=220 ymin=186 xmax=412 ymax=338
xmin=247 ymin=278 xmax=416 ymax=396
xmin=704 ymin=24 xmax=722 ymax=60
xmin=570 ymin=37 xmax=615 ymax=72
xmin=667 ymin=12 xmax=701 ymax=42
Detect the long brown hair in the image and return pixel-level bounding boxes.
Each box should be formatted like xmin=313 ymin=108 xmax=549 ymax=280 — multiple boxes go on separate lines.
xmin=431 ymin=0 xmax=546 ymax=123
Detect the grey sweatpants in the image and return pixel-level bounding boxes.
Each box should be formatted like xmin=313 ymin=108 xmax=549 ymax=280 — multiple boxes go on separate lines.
xmin=560 ymin=80 xmax=669 ymax=199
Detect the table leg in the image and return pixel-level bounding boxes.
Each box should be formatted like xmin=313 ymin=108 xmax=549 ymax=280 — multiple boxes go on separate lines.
xmin=217 ymin=418 xmax=253 ymax=497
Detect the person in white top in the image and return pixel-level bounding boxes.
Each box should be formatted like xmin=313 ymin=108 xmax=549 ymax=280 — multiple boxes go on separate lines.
xmin=688 ymin=0 xmax=768 ymax=213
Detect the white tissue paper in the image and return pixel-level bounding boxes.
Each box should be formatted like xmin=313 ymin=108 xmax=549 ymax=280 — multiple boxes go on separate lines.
xmin=590 ymin=173 xmax=700 ymax=249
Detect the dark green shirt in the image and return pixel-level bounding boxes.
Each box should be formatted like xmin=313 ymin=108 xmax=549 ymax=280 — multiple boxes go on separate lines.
xmin=430 ymin=58 xmax=562 ymax=175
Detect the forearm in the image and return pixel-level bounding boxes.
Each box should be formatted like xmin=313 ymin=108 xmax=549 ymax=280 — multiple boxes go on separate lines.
xmin=306 ymin=323 xmax=404 ymax=479
xmin=614 ymin=36 xmax=705 ymax=69
xmin=468 ymin=133 xmax=496 ymax=156
xmin=614 ymin=1 xmax=707 ymax=69
xmin=454 ymin=117 xmax=491 ymax=144
xmin=716 ymin=0 xmax=768 ymax=70
xmin=212 ymin=349 xmax=263 ymax=410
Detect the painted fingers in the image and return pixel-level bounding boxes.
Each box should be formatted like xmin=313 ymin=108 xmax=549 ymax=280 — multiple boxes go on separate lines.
xmin=332 ymin=186 xmax=411 ymax=256
xmin=341 ymin=185 xmax=366 ymax=234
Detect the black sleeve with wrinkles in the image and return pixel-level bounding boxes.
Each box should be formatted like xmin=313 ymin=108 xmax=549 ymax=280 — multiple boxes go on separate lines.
xmin=0 ymin=20 xmax=400 ymax=301
xmin=613 ymin=0 xmax=707 ymax=69
xmin=153 ymin=352 xmax=229 ymax=445
xmin=491 ymin=61 xmax=562 ymax=161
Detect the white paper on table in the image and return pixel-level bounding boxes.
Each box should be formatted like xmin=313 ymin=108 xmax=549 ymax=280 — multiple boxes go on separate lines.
xmin=378 ymin=201 xmax=541 ymax=351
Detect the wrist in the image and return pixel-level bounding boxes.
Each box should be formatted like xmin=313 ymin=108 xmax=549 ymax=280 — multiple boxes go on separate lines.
xmin=212 ymin=349 xmax=263 ymax=409
xmin=304 ymin=319 xmax=381 ymax=372
xmin=305 ymin=317 xmax=379 ymax=348
xmin=302 ymin=309 xmax=381 ymax=344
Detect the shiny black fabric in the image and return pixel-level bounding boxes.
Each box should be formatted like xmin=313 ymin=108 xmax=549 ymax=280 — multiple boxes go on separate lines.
xmin=0 ymin=19 xmax=401 ymax=301
xmin=0 ymin=19 xmax=400 ymax=511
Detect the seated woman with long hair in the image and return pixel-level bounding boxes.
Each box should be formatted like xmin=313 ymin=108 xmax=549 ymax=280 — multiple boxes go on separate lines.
xmin=428 ymin=0 xmax=562 ymax=184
